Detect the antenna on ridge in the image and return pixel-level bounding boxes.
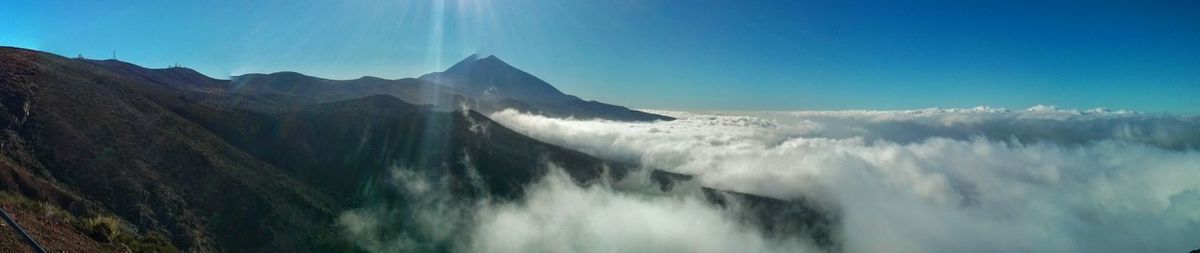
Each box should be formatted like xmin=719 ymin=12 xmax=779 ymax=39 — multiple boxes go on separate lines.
xmin=112 ymin=50 xmax=117 ymax=60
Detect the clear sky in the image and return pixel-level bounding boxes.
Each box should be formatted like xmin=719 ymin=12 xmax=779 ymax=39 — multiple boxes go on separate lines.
xmin=2 ymin=0 xmax=1197 ymax=112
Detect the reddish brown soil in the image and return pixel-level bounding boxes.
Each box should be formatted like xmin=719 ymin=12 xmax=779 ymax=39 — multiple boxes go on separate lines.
xmin=0 ymin=202 xmax=119 ymax=253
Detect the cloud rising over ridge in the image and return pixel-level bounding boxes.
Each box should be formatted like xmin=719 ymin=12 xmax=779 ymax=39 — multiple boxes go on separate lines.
xmin=339 ymin=164 xmax=824 ymax=253
xmin=487 ymin=106 xmax=1200 ymax=253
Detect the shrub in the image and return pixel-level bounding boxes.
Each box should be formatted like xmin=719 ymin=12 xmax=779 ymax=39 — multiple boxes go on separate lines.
xmin=80 ymin=215 xmax=181 ymax=253
xmin=81 ymin=215 xmax=122 ymax=242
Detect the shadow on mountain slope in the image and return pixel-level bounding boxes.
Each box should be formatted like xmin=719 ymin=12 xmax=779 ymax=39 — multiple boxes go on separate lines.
xmin=1 ymin=47 xmax=836 ymax=252
xmin=0 ymin=47 xmax=643 ymax=252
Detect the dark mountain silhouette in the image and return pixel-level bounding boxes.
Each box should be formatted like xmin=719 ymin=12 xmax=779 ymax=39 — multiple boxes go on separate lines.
xmin=420 ymin=54 xmax=570 ymax=103
xmin=0 ymin=47 xmax=632 ymax=252
xmin=84 ymin=59 xmax=224 ymax=88
xmin=221 ymin=54 xmax=673 ymax=121
xmin=169 ymin=94 xmax=631 ymax=204
xmin=420 ymin=55 xmax=674 ymax=121
xmin=649 ymin=169 xmax=840 ymax=250
xmin=1 ymin=47 xmax=350 ymax=252
xmin=222 ymin=71 xmax=453 ymax=112
xmin=0 ymin=47 xmax=834 ymax=252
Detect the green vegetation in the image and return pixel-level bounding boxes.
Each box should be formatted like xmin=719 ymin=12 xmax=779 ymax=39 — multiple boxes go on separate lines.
xmin=79 ymin=215 xmax=180 ymax=253
xmin=80 ymin=215 xmax=122 ymax=242
xmin=0 ymin=191 xmax=179 ymax=253
xmin=0 ymin=191 xmax=73 ymax=221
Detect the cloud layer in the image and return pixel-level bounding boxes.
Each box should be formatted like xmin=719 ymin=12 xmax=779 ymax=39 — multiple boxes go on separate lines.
xmin=469 ymin=169 xmax=817 ymax=253
xmin=340 ymin=164 xmax=821 ymax=253
xmin=487 ymin=107 xmax=1200 ymax=253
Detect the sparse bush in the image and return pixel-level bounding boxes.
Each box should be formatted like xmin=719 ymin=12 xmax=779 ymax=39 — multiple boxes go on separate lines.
xmin=0 ymin=191 xmax=75 ymax=222
xmin=0 ymin=191 xmax=45 ymax=212
xmin=80 ymin=215 xmax=181 ymax=253
xmin=81 ymin=215 xmax=122 ymax=242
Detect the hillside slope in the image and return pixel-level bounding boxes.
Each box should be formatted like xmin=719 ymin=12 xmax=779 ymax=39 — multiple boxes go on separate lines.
xmin=0 ymin=47 xmax=638 ymax=252
xmin=1 ymin=47 xmax=357 ymax=252
xmin=1 ymin=47 xmax=834 ymax=252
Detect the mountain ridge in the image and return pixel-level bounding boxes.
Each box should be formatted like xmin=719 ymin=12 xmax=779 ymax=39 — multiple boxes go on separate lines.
xmin=0 ymin=46 xmax=834 ymax=252
xmin=64 ymin=51 xmax=672 ymax=122
xmin=0 ymin=46 xmax=641 ymax=251
xmin=205 ymin=54 xmax=672 ymax=121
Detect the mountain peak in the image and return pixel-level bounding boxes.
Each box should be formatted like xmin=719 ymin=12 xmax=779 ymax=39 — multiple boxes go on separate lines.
xmin=476 ymin=54 xmax=509 ymax=67
xmin=461 ymin=53 xmax=481 ymax=62
xmin=410 ymin=52 xmax=669 ymax=121
xmin=444 ymin=53 xmax=482 ymax=74
xmin=421 ymin=53 xmax=570 ymax=103
xmin=445 ymin=54 xmax=511 ymax=74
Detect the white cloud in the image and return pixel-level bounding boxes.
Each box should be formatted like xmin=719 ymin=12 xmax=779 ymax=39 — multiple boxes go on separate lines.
xmin=488 ymin=107 xmax=1200 ymax=253
xmin=340 ymin=164 xmax=823 ymax=253
xmin=469 ymin=169 xmax=818 ymax=253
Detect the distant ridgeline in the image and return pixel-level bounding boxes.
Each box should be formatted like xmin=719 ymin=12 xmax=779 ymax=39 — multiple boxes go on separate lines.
xmin=0 ymin=47 xmax=837 ymax=252
xmin=225 ymin=54 xmax=672 ymax=121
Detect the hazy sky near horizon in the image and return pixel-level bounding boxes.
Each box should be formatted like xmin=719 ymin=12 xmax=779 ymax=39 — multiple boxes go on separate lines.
xmin=2 ymin=0 xmax=1198 ymax=112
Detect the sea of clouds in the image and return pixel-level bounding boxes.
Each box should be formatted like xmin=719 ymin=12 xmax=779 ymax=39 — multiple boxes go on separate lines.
xmin=477 ymin=106 xmax=1200 ymax=253
xmin=339 ymin=106 xmax=1199 ymax=253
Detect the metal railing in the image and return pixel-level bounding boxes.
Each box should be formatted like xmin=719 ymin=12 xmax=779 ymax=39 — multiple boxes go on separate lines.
xmin=0 ymin=207 xmax=48 ymax=253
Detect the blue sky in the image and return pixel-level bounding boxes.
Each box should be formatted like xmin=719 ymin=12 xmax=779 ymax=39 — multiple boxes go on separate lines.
xmin=2 ymin=0 xmax=1197 ymax=112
